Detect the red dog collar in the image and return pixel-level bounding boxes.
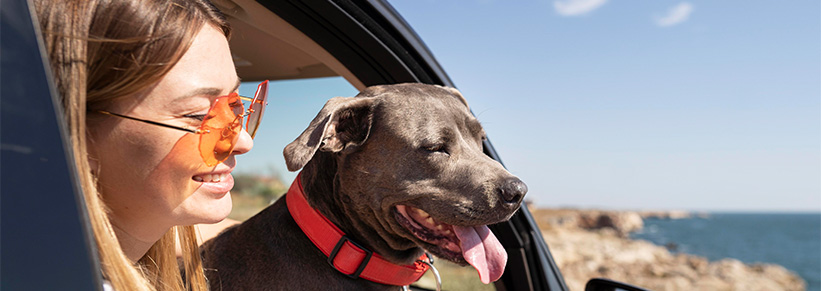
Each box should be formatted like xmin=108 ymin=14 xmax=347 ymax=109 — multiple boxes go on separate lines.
xmin=286 ymin=173 xmax=431 ymax=286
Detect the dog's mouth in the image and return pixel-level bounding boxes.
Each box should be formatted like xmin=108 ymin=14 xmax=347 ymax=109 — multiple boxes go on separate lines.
xmin=394 ymin=205 xmax=507 ymax=284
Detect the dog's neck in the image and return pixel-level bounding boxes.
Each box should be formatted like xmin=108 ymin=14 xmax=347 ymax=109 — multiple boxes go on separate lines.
xmin=299 ymin=151 xmax=422 ymax=264
xmin=300 ymin=151 xmax=345 ymax=228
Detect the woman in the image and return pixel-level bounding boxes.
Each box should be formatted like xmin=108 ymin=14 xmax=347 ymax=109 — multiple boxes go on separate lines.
xmin=34 ymin=0 xmax=258 ymax=289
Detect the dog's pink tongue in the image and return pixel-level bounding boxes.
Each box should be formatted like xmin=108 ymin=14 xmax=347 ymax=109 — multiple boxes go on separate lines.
xmin=452 ymin=225 xmax=507 ymax=284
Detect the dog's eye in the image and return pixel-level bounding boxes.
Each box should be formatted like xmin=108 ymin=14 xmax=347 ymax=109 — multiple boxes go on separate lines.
xmin=423 ymin=144 xmax=448 ymax=154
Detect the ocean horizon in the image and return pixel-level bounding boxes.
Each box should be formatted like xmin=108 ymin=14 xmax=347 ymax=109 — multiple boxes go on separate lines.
xmin=631 ymin=212 xmax=821 ymax=291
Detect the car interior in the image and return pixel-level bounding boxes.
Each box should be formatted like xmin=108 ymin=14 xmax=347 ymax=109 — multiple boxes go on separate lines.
xmin=216 ymin=0 xmax=365 ymax=87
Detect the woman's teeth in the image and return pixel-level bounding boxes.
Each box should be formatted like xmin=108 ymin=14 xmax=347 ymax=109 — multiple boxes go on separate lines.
xmin=193 ymin=173 xmax=228 ymax=182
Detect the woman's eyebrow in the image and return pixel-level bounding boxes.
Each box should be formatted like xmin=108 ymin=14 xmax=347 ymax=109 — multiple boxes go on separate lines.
xmin=173 ymin=78 xmax=242 ymax=101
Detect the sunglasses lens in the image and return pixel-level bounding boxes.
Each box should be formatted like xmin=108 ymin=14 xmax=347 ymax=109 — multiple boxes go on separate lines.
xmin=246 ymin=80 xmax=269 ymax=138
xmin=199 ymin=94 xmax=244 ymax=166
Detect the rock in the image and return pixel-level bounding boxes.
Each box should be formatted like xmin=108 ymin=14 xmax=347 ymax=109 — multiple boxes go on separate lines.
xmin=664 ymin=242 xmax=679 ymax=251
xmin=534 ymin=209 xmax=645 ymax=237
xmin=639 ymin=210 xmax=695 ymax=220
xmin=580 ymin=211 xmax=644 ymax=237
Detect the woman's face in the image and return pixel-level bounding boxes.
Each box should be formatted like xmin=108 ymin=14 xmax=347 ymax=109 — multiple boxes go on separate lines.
xmin=89 ymin=25 xmax=252 ymax=243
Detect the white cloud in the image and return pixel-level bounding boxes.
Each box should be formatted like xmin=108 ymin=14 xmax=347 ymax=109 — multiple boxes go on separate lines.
xmin=553 ymin=0 xmax=608 ymax=16
xmin=654 ymin=2 xmax=694 ymax=27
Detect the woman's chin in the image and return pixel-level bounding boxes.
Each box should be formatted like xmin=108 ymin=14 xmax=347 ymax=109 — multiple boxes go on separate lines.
xmin=204 ymin=194 xmax=233 ymax=223
xmin=178 ymin=192 xmax=233 ymax=225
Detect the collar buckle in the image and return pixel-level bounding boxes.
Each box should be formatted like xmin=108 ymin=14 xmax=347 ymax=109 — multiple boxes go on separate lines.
xmin=328 ymin=235 xmax=373 ymax=279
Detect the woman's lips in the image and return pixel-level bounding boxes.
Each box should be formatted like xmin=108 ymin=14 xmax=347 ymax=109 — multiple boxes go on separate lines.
xmin=193 ymin=172 xmax=234 ymax=194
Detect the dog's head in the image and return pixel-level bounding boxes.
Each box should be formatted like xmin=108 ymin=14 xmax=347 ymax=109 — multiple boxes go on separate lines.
xmin=284 ymin=83 xmax=527 ymax=283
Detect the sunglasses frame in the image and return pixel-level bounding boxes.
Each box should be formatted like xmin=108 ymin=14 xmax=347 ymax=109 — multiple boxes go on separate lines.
xmin=96 ymin=94 xmax=256 ymax=135
xmin=245 ymin=80 xmax=268 ymax=138
xmin=94 ymin=80 xmax=269 ymax=166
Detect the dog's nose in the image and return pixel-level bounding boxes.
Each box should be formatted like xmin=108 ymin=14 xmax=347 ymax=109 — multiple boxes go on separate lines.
xmin=500 ymin=178 xmax=527 ymax=204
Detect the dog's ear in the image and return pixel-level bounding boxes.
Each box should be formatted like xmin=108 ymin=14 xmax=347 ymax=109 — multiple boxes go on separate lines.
xmin=283 ymin=96 xmax=376 ymax=171
xmin=435 ymin=85 xmax=470 ymax=109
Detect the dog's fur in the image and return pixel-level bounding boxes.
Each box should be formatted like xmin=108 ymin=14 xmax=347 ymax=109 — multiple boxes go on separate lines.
xmin=201 ymin=83 xmax=527 ymax=290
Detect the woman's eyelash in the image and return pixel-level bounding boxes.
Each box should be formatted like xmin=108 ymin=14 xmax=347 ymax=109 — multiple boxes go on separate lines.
xmin=184 ymin=114 xmax=206 ymax=121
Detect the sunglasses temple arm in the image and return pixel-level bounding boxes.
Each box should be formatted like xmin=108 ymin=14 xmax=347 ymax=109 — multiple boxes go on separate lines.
xmin=97 ymin=111 xmax=199 ymax=134
xmin=238 ymin=96 xmax=265 ymax=105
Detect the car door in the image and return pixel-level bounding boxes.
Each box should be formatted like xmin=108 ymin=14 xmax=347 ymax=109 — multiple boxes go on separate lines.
xmin=1 ymin=0 xmax=103 ymax=289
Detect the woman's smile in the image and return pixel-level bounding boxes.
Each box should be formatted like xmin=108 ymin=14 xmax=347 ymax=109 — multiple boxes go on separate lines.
xmin=193 ymin=170 xmax=235 ymax=195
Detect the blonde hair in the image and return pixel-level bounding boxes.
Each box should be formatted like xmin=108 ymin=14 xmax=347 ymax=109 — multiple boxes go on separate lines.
xmin=34 ymin=0 xmax=231 ymax=290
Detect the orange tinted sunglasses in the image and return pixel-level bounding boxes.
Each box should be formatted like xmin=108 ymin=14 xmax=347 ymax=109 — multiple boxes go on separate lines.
xmin=96 ymin=80 xmax=269 ymax=166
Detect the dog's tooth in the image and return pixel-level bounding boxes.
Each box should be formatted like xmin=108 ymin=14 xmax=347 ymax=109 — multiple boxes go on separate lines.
xmin=415 ymin=208 xmax=429 ymax=218
xmin=435 ymin=224 xmax=444 ymax=231
xmin=425 ymin=217 xmax=435 ymax=226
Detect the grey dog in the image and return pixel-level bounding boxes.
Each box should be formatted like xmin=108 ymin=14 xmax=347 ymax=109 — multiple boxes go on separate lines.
xmin=201 ymin=83 xmax=527 ymax=290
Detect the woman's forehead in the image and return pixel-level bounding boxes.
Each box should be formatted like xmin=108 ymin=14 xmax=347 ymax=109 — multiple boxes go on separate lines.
xmin=142 ymin=26 xmax=239 ymax=106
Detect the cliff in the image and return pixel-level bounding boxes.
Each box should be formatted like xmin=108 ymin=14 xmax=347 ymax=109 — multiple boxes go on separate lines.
xmin=531 ymin=208 xmax=806 ymax=291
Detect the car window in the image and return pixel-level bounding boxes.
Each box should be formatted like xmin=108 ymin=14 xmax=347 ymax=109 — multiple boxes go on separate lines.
xmin=222 ymin=1 xmax=563 ymax=290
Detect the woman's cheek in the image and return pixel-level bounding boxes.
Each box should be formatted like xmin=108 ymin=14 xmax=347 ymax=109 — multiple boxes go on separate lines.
xmin=148 ymin=133 xmax=205 ymax=203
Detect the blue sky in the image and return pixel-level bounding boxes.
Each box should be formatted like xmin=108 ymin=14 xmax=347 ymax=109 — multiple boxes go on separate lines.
xmin=238 ymin=0 xmax=820 ymax=212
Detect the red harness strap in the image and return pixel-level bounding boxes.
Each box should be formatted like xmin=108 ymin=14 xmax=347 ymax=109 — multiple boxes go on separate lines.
xmin=285 ymin=173 xmax=430 ymax=286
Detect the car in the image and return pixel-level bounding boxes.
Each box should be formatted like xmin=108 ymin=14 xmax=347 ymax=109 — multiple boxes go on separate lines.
xmin=1 ymin=0 xmax=646 ymax=290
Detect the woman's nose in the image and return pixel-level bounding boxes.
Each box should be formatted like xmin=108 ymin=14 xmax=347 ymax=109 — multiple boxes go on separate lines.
xmin=232 ymin=127 xmax=254 ymax=155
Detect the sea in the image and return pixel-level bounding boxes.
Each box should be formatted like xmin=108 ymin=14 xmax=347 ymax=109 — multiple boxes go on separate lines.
xmin=630 ymin=213 xmax=821 ymax=291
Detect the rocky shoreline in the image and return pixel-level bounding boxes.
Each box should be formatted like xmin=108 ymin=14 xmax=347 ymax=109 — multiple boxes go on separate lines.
xmin=530 ymin=208 xmax=806 ymax=291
